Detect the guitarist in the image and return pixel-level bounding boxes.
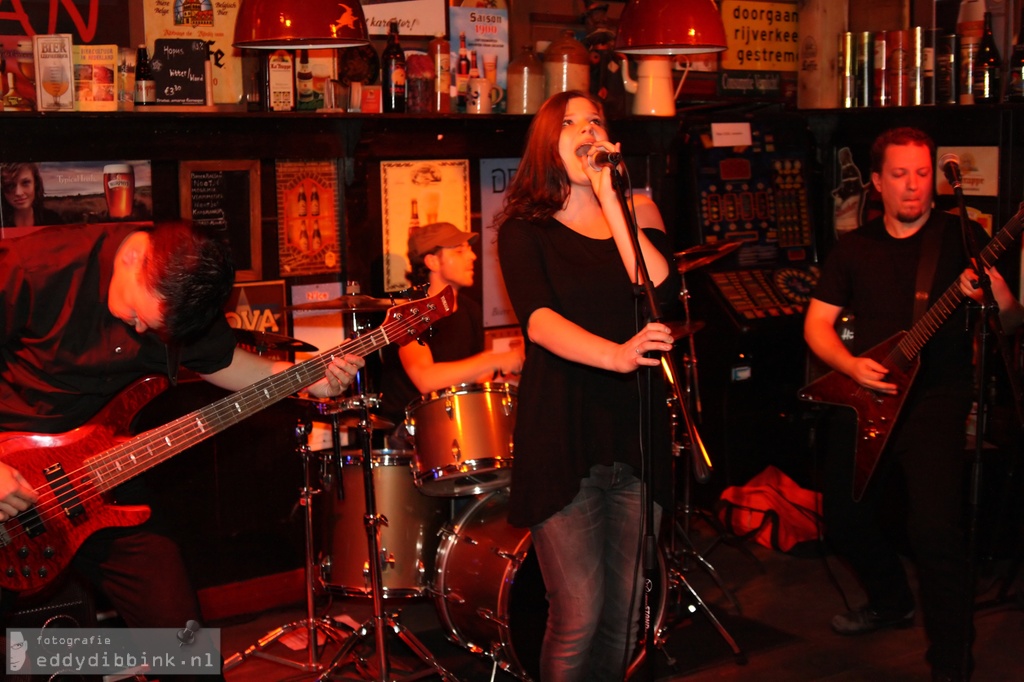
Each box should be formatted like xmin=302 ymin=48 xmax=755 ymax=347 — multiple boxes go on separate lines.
xmin=0 ymin=222 xmax=363 ymax=643
xmin=803 ymin=127 xmax=1023 ymax=682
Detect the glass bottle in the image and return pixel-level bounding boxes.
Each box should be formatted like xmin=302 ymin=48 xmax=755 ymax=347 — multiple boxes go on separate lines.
xmin=544 ymin=30 xmax=590 ymax=98
xmin=429 ymin=33 xmax=451 ymax=113
xmin=297 ymin=186 xmax=307 ymax=217
xmin=382 ymin=20 xmax=406 ymax=113
xmin=311 ymin=220 xmax=322 ymax=251
xmin=134 ymin=44 xmax=155 ymax=105
xmin=957 ymin=0 xmax=985 ymax=103
xmin=310 ymin=187 xmax=320 ymax=216
xmin=409 ymin=198 xmax=420 ymax=230
xmin=506 ymin=45 xmax=545 ymax=114
xmin=296 ymin=49 xmax=317 ymax=110
xmin=973 ymin=12 xmax=1001 ymax=103
xmin=456 ymin=32 xmax=471 ymax=111
xmin=1008 ymin=9 xmax=1024 ymax=101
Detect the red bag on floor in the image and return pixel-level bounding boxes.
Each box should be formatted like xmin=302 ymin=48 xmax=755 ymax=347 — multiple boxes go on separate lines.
xmin=716 ymin=466 xmax=823 ymax=552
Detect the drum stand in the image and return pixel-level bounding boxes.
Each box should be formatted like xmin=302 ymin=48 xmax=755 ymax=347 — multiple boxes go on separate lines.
xmin=316 ymin=394 xmax=458 ymax=682
xmin=223 ymin=421 xmax=350 ymax=674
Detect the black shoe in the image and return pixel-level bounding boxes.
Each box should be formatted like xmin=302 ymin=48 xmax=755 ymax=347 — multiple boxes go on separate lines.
xmin=831 ymin=607 xmax=914 ymax=635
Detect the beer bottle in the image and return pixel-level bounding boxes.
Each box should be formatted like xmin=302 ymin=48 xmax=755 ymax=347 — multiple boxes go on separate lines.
xmin=382 ymin=21 xmax=407 ymax=113
xmin=456 ymin=32 xmax=470 ymax=111
xmin=311 ymin=220 xmax=322 ymax=251
xmin=1008 ymin=8 xmax=1024 ymax=101
xmin=310 ymin=187 xmax=320 ymax=216
xmin=973 ymin=11 xmax=1001 ymax=103
xmin=409 ymin=198 xmax=420 ymax=230
xmin=429 ymin=32 xmax=452 ymax=113
xmin=297 ymin=186 xmax=307 ymax=217
xmin=134 ymin=44 xmax=155 ymax=105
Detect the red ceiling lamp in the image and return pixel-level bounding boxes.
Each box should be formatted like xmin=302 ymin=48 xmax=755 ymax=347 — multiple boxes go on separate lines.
xmin=614 ymin=0 xmax=728 ymax=55
xmin=233 ymin=0 xmax=369 ymax=49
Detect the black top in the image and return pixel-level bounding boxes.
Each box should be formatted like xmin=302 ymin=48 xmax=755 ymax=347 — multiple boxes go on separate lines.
xmin=0 ymin=223 xmax=236 ymax=433
xmin=498 ymin=217 xmax=679 ymax=528
xmin=378 ymin=291 xmax=485 ymax=423
xmin=812 ymin=210 xmax=981 ymax=392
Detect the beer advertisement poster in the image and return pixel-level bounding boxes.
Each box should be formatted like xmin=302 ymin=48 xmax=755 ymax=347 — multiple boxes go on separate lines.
xmin=0 ymin=160 xmax=152 ymax=237
xmin=275 ymin=160 xmax=342 ymax=278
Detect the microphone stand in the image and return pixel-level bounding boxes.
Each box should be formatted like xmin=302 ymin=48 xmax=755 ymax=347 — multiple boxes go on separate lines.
xmin=948 ymin=173 xmax=1024 ymax=679
xmin=606 ymin=164 xmax=712 ymax=680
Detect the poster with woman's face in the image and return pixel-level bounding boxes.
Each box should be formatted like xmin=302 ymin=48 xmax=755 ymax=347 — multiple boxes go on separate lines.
xmin=0 ymin=160 xmax=152 ymax=239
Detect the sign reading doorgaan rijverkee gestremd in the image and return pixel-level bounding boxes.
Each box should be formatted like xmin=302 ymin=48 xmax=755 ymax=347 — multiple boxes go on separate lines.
xmin=720 ymin=0 xmax=799 ymax=72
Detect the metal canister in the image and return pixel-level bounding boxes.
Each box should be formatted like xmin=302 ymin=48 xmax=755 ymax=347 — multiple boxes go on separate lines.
xmin=919 ymin=27 xmax=940 ymax=105
xmin=854 ymin=31 xmax=873 ymax=107
xmin=873 ymin=32 xmax=888 ymax=106
xmin=840 ymin=32 xmax=856 ymax=108
xmin=885 ymin=29 xmax=912 ymax=107
xmin=935 ymin=33 xmax=959 ymax=105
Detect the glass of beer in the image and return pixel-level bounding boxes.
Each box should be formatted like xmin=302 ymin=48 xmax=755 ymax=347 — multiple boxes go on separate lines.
xmin=42 ymin=65 xmax=69 ymax=107
xmin=103 ymin=164 xmax=135 ymax=219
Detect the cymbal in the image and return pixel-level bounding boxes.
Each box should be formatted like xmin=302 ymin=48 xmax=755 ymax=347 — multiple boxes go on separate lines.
xmin=674 ymin=240 xmax=743 ymax=274
xmin=234 ymin=329 xmax=318 ymax=353
xmin=667 ymin=320 xmax=705 ymax=340
xmin=287 ymin=295 xmax=394 ymax=312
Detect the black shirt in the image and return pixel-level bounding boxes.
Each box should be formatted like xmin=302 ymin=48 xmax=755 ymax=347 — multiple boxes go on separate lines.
xmin=0 ymin=223 xmax=236 ymax=433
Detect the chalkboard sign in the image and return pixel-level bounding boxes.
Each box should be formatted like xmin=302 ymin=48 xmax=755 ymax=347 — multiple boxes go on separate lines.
xmin=154 ymin=39 xmax=208 ymax=105
xmin=180 ymin=160 xmax=262 ymax=281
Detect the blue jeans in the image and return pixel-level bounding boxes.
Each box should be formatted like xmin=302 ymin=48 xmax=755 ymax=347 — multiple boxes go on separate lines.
xmin=531 ymin=462 xmax=661 ymax=682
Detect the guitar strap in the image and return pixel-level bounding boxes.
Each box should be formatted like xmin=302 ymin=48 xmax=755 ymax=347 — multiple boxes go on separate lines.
xmin=912 ymin=219 xmax=944 ymax=323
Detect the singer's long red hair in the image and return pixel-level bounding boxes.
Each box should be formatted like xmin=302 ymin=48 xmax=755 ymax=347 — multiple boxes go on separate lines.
xmin=496 ymin=90 xmax=606 ymax=227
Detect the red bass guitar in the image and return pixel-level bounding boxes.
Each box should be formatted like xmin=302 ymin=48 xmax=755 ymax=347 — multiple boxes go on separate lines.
xmin=0 ymin=288 xmax=454 ymax=595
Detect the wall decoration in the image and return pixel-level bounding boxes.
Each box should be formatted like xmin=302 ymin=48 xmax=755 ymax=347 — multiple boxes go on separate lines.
xmin=361 ymin=0 xmax=448 ymax=38
xmin=224 ymin=279 xmax=289 ymax=361
xmin=380 ymin=159 xmax=470 ymax=292
xmin=179 ymin=159 xmax=262 ymax=281
xmin=276 ymin=160 xmax=342 ymax=277
xmin=479 ymin=157 xmax=519 ymax=327
xmin=0 ymin=159 xmax=152 ymax=238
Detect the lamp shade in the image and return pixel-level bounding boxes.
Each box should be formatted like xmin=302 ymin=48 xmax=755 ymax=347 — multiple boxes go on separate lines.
xmin=233 ymin=0 xmax=369 ymax=49
xmin=614 ymin=0 xmax=728 ymax=55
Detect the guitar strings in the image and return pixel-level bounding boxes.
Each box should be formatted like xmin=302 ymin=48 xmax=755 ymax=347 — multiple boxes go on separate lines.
xmin=0 ymin=300 xmax=446 ymax=554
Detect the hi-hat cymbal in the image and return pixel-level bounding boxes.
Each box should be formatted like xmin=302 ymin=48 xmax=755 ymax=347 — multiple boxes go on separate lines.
xmin=287 ymin=295 xmax=394 ymax=312
xmin=674 ymin=240 xmax=743 ymax=274
xmin=234 ymin=329 xmax=318 ymax=353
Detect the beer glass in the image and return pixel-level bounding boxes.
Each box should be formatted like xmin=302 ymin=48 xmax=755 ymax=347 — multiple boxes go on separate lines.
xmin=103 ymin=164 xmax=135 ymax=219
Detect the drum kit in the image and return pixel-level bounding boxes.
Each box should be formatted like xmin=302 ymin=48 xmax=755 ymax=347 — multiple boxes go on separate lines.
xmin=225 ymin=246 xmax=751 ymax=680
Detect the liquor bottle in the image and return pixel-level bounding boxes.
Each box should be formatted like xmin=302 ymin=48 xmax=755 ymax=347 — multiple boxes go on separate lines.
xmin=310 ymin=187 xmax=320 ymax=216
xmin=429 ymin=33 xmax=451 ymax=113
xmin=382 ymin=20 xmax=407 ymax=113
xmin=456 ymin=32 xmax=470 ymax=110
xmin=1008 ymin=8 xmax=1024 ymax=101
xmin=468 ymin=50 xmax=479 ymax=79
xmin=973 ymin=12 xmax=1001 ymax=103
xmin=134 ymin=44 xmax=155 ymax=105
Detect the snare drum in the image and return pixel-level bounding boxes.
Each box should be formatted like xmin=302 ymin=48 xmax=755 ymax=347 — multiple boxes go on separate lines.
xmin=405 ymin=382 xmax=516 ymax=497
xmin=319 ymin=449 xmax=448 ymax=598
xmin=432 ymin=489 xmax=665 ymax=680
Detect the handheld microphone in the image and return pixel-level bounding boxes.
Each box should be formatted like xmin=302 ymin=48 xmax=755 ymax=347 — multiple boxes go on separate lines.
xmin=576 ymin=144 xmax=622 ymax=171
xmin=939 ymin=152 xmax=962 ymax=189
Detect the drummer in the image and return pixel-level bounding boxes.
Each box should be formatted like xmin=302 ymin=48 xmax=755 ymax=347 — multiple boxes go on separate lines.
xmin=378 ymin=222 xmax=524 ymax=441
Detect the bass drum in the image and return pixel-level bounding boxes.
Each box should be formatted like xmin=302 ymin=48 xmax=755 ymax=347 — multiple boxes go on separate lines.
xmin=319 ymin=449 xmax=448 ymax=598
xmin=431 ymin=488 xmax=665 ymax=680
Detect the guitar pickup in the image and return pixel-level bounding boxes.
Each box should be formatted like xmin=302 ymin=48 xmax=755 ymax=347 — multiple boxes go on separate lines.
xmin=44 ymin=463 xmax=85 ymax=520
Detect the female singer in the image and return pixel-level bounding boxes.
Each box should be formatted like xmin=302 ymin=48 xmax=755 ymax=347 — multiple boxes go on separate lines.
xmin=496 ymin=90 xmax=679 ymax=681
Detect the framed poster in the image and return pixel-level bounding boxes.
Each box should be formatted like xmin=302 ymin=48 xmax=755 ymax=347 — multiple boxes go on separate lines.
xmin=275 ymin=160 xmax=342 ymax=277
xmin=380 ymin=159 xmax=470 ymax=292
xmin=361 ymin=0 xmax=448 ymax=38
xmin=179 ymin=160 xmax=262 ymax=281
